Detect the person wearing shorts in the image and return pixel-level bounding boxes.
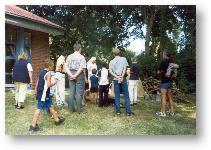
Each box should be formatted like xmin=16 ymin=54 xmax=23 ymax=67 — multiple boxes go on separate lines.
xmin=156 ymin=49 xmax=175 ymax=117
xmin=29 ymin=59 xmax=65 ymax=132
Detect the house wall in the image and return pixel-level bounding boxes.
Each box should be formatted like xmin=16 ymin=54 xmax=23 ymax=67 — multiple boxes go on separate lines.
xmin=31 ymin=30 xmax=49 ymax=89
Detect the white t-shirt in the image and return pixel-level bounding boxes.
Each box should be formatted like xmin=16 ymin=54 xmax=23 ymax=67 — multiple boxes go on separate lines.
xmin=27 ymin=63 xmax=33 ymax=72
xmin=98 ymin=67 xmax=109 ymax=85
xmin=65 ymin=51 xmax=86 ymax=70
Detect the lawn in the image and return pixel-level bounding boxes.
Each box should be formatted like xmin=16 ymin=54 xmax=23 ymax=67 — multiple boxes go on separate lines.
xmin=5 ymin=90 xmax=196 ymax=135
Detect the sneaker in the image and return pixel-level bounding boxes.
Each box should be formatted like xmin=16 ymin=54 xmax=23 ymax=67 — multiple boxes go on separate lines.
xmin=55 ymin=117 xmax=65 ymax=126
xmin=166 ymin=110 xmax=170 ymax=114
xmin=166 ymin=110 xmax=175 ymax=116
xmin=126 ymin=112 xmax=135 ymax=116
xmin=170 ymin=112 xmax=175 ymax=116
xmin=156 ymin=112 xmax=166 ymax=117
xmin=29 ymin=124 xmax=40 ymax=132
xmin=61 ymin=102 xmax=67 ymax=106
xmin=116 ymin=112 xmax=121 ymax=115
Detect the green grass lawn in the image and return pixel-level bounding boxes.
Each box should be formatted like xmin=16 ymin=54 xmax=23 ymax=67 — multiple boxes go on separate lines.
xmin=5 ymin=90 xmax=196 ymax=135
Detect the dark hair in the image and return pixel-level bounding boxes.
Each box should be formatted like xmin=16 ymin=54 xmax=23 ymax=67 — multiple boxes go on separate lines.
xmin=163 ymin=49 xmax=171 ymax=58
xmin=92 ymin=68 xmax=97 ymax=75
xmin=62 ymin=51 xmax=68 ymax=56
xmin=101 ymin=62 xmax=107 ymax=68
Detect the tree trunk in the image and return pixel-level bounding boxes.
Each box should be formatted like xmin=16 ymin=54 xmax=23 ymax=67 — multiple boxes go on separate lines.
xmin=144 ymin=6 xmax=155 ymax=56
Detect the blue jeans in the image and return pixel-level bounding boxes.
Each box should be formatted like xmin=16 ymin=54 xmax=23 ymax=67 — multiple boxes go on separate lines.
xmin=113 ymin=79 xmax=131 ymax=113
xmin=69 ymin=70 xmax=85 ymax=112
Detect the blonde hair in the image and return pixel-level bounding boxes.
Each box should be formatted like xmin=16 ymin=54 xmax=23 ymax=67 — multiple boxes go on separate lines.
xmin=18 ymin=52 xmax=28 ymax=60
xmin=44 ymin=59 xmax=54 ymax=69
xmin=74 ymin=43 xmax=81 ymax=51
xmin=112 ymin=48 xmax=120 ymax=55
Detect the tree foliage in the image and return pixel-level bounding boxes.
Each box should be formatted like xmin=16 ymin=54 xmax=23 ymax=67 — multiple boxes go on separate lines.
xmin=19 ymin=5 xmax=196 ymax=93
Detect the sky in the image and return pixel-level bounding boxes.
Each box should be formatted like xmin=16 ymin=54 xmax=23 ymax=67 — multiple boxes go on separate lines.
xmin=126 ymin=25 xmax=146 ymax=55
xmin=127 ymin=38 xmax=145 ymax=55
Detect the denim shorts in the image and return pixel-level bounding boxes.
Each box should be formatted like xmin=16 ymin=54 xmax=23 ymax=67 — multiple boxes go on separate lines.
xmin=37 ymin=97 xmax=53 ymax=110
xmin=160 ymin=82 xmax=172 ymax=89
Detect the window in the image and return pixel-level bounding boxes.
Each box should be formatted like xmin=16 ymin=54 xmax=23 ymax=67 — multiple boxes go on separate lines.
xmin=24 ymin=32 xmax=32 ymax=60
xmin=5 ymin=28 xmax=17 ymax=85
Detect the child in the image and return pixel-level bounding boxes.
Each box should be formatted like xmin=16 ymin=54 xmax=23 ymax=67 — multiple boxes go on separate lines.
xmin=98 ymin=62 xmax=109 ymax=107
xmin=55 ymin=54 xmax=67 ymax=106
xmin=90 ymin=68 xmax=98 ymax=104
xmin=29 ymin=59 xmax=65 ymax=132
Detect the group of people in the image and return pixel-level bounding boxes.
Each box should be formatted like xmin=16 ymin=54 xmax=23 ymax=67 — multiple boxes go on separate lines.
xmin=12 ymin=42 xmax=176 ymax=132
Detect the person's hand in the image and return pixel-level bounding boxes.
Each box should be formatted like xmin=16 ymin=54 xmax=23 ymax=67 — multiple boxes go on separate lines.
xmin=70 ymin=74 xmax=76 ymax=80
xmin=117 ymin=76 xmax=123 ymax=83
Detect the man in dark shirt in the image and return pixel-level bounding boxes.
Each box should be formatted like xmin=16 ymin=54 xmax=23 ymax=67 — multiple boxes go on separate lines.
xmin=128 ymin=58 xmax=140 ymax=105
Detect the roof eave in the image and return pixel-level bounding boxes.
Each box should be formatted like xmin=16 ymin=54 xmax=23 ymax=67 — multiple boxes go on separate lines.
xmin=6 ymin=13 xmax=64 ymax=35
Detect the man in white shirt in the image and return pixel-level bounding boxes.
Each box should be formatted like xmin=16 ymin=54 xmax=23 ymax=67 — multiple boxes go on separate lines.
xmin=65 ymin=43 xmax=86 ymax=113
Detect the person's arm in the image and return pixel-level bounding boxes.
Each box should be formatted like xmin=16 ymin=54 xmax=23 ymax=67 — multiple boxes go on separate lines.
xmin=64 ymin=57 xmax=75 ymax=80
xmin=109 ymin=61 xmax=121 ymax=80
xmin=121 ymin=67 xmax=127 ymax=78
xmin=65 ymin=65 xmax=75 ymax=79
xmin=109 ymin=69 xmax=121 ymax=80
xmin=120 ymin=57 xmax=128 ymax=79
xmin=72 ymin=68 xmax=83 ymax=79
xmin=157 ymin=61 xmax=164 ymax=75
xmin=157 ymin=70 xmax=163 ymax=75
xmin=27 ymin=63 xmax=33 ymax=84
xmin=72 ymin=57 xmax=86 ymax=79
xmin=28 ymin=71 xmax=33 ymax=84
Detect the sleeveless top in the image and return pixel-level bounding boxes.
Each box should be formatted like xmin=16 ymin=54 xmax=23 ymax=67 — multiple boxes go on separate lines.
xmin=36 ymin=69 xmax=50 ymax=101
xmin=13 ymin=60 xmax=30 ymax=83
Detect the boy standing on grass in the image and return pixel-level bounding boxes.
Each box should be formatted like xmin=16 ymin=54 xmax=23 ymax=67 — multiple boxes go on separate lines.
xmin=98 ymin=62 xmax=109 ymax=107
xmin=90 ymin=68 xmax=99 ymax=104
xmin=109 ymin=48 xmax=134 ymax=116
xmin=29 ymin=59 xmax=65 ymax=132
